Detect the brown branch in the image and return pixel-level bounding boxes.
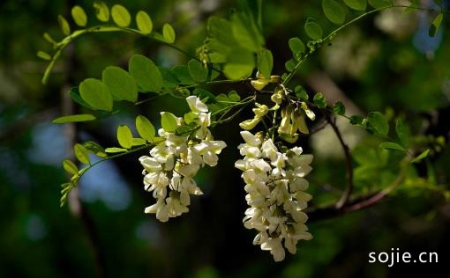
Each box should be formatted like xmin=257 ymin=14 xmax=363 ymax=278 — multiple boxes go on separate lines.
xmin=308 ymin=172 xmax=406 ymax=222
xmin=326 ymin=114 xmax=354 ymax=209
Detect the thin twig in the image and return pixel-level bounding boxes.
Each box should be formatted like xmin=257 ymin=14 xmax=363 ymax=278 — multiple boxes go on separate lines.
xmin=308 ymin=172 xmax=406 ymax=221
xmin=326 ymin=114 xmax=354 ymax=209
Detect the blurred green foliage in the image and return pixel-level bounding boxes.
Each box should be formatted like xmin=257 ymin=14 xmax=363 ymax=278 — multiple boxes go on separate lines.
xmin=1 ymin=0 xmax=449 ymax=277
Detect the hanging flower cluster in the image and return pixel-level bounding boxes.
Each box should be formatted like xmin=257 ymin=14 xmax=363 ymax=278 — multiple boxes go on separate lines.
xmin=139 ymin=96 xmax=227 ymax=222
xmin=235 ymin=131 xmax=314 ymax=261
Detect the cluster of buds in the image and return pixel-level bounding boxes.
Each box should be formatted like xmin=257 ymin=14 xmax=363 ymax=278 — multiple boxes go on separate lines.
xmin=139 ymin=96 xmax=226 ymax=222
xmin=235 ymin=131 xmax=314 ymax=261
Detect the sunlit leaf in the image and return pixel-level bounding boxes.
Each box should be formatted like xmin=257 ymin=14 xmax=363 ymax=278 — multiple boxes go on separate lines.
xmin=136 ymin=115 xmax=156 ymax=142
xmin=313 ymin=92 xmax=327 ymax=108
xmin=379 ymin=142 xmax=406 ymax=152
xmin=429 ymin=13 xmax=443 ymax=37
xmin=188 ymin=59 xmax=208 ymax=82
xmin=367 ymin=111 xmax=389 ymax=136
xmin=43 ymin=32 xmax=57 ymax=45
xmin=228 ymin=90 xmax=241 ymax=102
xmin=102 ymin=66 xmax=138 ymax=102
xmin=343 ymin=0 xmax=367 ymax=11
xmin=69 ymin=87 xmax=92 ymax=109
xmin=58 ymin=15 xmax=71 ymax=36
xmin=117 ymin=125 xmax=133 ymax=149
xmin=289 ymin=37 xmax=306 ymax=59
xmin=162 ymin=23 xmax=176 ymax=43
xmin=37 ymin=51 xmax=52 ymax=61
xmin=52 ymin=114 xmax=96 ymax=124
xmin=322 ymin=0 xmax=346 ymax=25
xmin=411 ymin=149 xmax=430 ymax=163
xmin=285 ymin=59 xmax=296 ymax=72
xmin=132 ymin=138 xmax=147 ymax=146
xmin=129 ymin=55 xmax=163 ymax=93
xmin=161 ymin=112 xmax=179 ymax=132
xmin=304 ymin=20 xmax=323 ymax=40
xmin=74 ymin=143 xmax=90 ymax=164
xmin=224 ymin=49 xmax=254 ymax=80
xmin=136 ymin=11 xmax=153 ymax=35
xmin=71 ymin=5 xmax=88 ymax=27
xmin=111 ymin=4 xmax=131 ymax=27
xmin=257 ymin=48 xmax=273 ymax=78
xmin=79 ymin=78 xmax=113 ymax=111
xmin=62 ymin=159 xmax=78 ymax=175
xmin=94 ymin=1 xmax=110 ymax=22
xmin=105 ymin=147 xmax=127 ymax=153
xmin=83 ymin=141 xmax=107 ymax=158
xmin=231 ymin=13 xmax=263 ymax=52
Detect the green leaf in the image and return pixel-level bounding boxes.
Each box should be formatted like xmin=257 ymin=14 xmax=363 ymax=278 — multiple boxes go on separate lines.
xmin=161 ymin=112 xmax=179 ymax=132
xmin=304 ymin=20 xmax=323 ymax=40
xmin=411 ymin=149 xmax=430 ymax=163
xmin=117 ymin=125 xmax=133 ymax=149
xmin=71 ymin=5 xmax=88 ymax=27
xmin=159 ymin=67 xmax=180 ymax=88
xmin=94 ymin=1 xmax=109 ymax=22
xmin=52 ymin=114 xmax=96 ymax=124
xmin=136 ymin=115 xmax=156 ymax=142
xmin=368 ymin=0 xmax=391 ymax=9
xmin=111 ymin=4 xmax=131 ymax=27
xmin=289 ymin=37 xmax=306 ymax=59
xmin=367 ymin=111 xmax=389 ymax=136
xmin=172 ymin=65 xmax=195 ymax=85
xmin=349 ymin=115 xmax=366 ymax=127
xmin=395 ymin=118 xmax=410 ymax=147
xmin=162 ymin=23 xmax=176 ymax=43
xmin=223 ymin=49 xmax=254 ymax=80
xmin=43 ymin=32 xmax=57 ymax=45
xmin=132 ymin=138 xmax=147 ymax=146
xmin=58 ymin=15 xmax=71 ymax=36
xmin=429 ymin=13 xmax=443 ymax=37
xmin=208 ymin=17 xmax=236 ymax=43
xmin=322 ymin=0 xmax=346 ymax=25
xmin=105 ymin=147 xmax=127 ymax=153
xmin=83 ymin=141 xmax=107 ymax=158
xmin=295 ymin=86 xmax=308 ymax=101
xmin=285 ymin=59 xmax=296 ymax=72
xmin=69 ymin=87 xmax=92 ymax=109
xmin=231 ymin=13 xmax=263 ymax=52
xmin=129 ymin=55 xmax=163 ymax=93
xmin=74 ymin=143 xmax=90 ymax=164
xmin=79 ymin=78 xmax=113 ymax=111
xmin=333 ymin=101 xmax=346 ymax=115
xmin=102 ymin=66 xmax=138 ymax=102
xmin=343 ymin=0 xmax=367 ymax=11
xmin=136 ymin=11 xmax=153 ymax=35
xmin=257 ymin=49 xmax=273 ymax=78
xmin=188 ymin=59 xmax=208 ymax=82
xmin=379 ymin=142 xmax=406 ymax=152
xmin=37 ymin=51 xmax=52 ymax=61
xmin=62 ymin=159 xmax=78 ymax=175
xmin=313 ymin=92 xmax=327 ymax=109
xmin=228 ymin=90 xmax=241 ymax=102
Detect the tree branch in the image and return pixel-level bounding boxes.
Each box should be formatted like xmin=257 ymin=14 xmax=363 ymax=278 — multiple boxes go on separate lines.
xmin=308 ymin=172 xmax=405 ymax=222
xmin=326 ymin=114 xmax=354 ymax=209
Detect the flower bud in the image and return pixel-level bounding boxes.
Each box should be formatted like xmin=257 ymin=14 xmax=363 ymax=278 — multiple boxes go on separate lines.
xmin=239 ymin=116 xmax=262 ymax=130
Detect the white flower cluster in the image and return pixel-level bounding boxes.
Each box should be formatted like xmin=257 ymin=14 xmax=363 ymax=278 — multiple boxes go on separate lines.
xmin=139 ymin=96 xmax=226 ymax=222
xmin=235 ymin=131 xmax=314 ymax=261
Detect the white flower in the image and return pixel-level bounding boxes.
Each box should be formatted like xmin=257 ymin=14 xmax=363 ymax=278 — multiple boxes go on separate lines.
xmin=235 ymin=131 xmax=314 ymax=261
xmin=186 ymin=96 xmax=208 ymax=113
xmin=140 ymin=95 xmax=226 ymax=222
